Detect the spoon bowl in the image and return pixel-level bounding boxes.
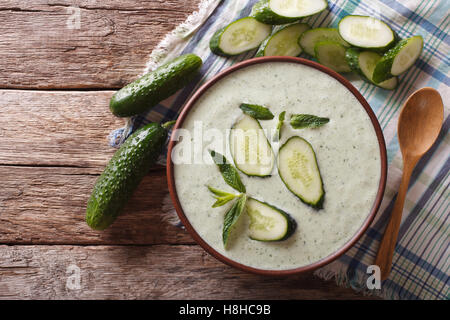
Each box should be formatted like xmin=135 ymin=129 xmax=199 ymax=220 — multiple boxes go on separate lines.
xmin=398 ymin=87 xmax=444 ymax=157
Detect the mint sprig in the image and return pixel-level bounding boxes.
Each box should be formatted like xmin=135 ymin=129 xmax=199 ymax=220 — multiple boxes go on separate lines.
xmin=290 ymin=114 xmax=329 ymax=129
xmin=239 ymin=103 xmax=274 ymax=120
xmin=274 ymin=111 xmax=286 ymax=141
xmin=207 ymin=186 xmax=240 ymax=208
xmin=210 ymin=150 xmax=246 ymax=193
xmin=222 ymin=194 xmax=247 ymax=247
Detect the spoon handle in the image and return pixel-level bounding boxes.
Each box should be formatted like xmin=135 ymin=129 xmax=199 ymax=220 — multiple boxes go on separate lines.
xmin=375 ymin=156 xmax=418 ymax=281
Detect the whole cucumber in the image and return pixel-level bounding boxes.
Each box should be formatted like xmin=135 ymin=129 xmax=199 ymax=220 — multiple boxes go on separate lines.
xmin=110 ymin=54 xmax=202 ymax=117
xmin=86 ymin=122 xmax=169 ymax=230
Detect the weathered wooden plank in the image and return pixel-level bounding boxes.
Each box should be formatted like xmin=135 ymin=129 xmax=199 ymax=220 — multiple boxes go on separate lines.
xmin=0 ymin=0 xmax=201 ymax=89
xmin=0 ymin=90 xmax=124 ymax=168
xmin=0 ymin=245 xmax=373 ymax=299
xmin=0 ymin=165 xmax=193 ymax=245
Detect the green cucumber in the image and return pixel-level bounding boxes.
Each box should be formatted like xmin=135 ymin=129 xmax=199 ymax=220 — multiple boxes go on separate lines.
xmin=251 ymin=0 xmax=328 ymax=25
xmin=86 ymin=122 xmax=170 ymax=230
xmin=246 ymin=198 xmax=297 ymax=241
xmin=256 ymin=23 xmax=310 ymax=57
xmin=110 ymin=54 xmax=202 ymax=117
xmin=338 ymin=15 xmax=396 ymax=51
xmin=314 ymin=41 xmax=351 ymax=73
xmin=278 ymin=136 xmax=324 ymax=209
xmin=345 ymin=48 xmax=398 ymax=90
xmin=210 ymin=17 xmax=271 ymax=56
xmin=372 ymin=36 xmax=423 ymax=83
xmin=230 ymin=114 xmax=275 ymax=177
xmin=298 ymin=27 xmax=349 ymax=57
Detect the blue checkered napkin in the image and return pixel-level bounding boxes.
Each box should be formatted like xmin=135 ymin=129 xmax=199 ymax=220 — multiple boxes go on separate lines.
xmin=110 ymin=0 xmax=450 ymax=299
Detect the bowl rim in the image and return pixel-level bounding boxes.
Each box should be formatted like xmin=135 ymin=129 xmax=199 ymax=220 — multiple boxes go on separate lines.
xmin=166 ymin=56 xmax=387 ymax=276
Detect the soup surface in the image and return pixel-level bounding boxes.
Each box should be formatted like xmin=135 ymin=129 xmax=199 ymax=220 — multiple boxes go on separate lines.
xmin=173 ymin=62 xmax=381 ymax=270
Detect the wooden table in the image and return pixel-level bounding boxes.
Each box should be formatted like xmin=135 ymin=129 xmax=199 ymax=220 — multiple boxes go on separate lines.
xmin=0 ymin=1 xmax=372 ymax=299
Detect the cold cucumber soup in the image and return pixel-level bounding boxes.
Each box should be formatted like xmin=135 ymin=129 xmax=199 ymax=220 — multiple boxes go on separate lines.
xmin=173 ymin=61 xmax=381 ymax=270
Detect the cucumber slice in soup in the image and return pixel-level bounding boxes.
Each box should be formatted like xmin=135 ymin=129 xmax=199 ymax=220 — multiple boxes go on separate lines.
xmin=230 ymin=114 xmax=275 ymax=177
xmin=247 ymin=198 xmax=297 ymax=241
xmin=256 ymin=23 xmax=310 ymax=57
xmin=314 ymin=41 xmax=351 ymax=73
xmin=372 ymin=36 xmax=423 ymax=83
xmin=338 ymin=15 xmax=396 ymax=51
xmin=251 ymin=0 xmax=327 ymax=25
xmin=278 ymin=136 xmax=324 ymax=209
xmin=345 ymin=48 xmax=398 ymax=90
xmin=298 ymin=27 xmax=349 ymax=56
xmin=210 ymin=17 xmax=272 ymax=56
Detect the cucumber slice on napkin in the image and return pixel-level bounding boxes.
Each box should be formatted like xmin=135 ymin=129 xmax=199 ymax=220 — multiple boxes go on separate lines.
xmin=338 ymin=15 xmax=396 ymax=51
xmin=314 ymin=41 xmax=352 ymax=73
xmin=210 ymin=17 xmax=272 ymax=56
xmin=299 ymin=27 xmax=349 ymax=57
xmin=251 ymin=0 xmax=327 ymax=25
xmin=372 ymin=36 xmax=423 ymax=83
xmin=345 ymin=48 xmax=398 ymax=90
xmin=256 ymin=23 xmax=310 ymax=57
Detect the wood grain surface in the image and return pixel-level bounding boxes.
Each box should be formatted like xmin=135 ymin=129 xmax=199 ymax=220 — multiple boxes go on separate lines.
xmin=0 ymin=0 xmax=372 ymax=299
xmin=0 ymin=0 xmax=198 ymax=89
xmin=0 ymin=165 xmax=194 ymax=245
xmin=0 ymin=245 xmax=371 ymax=299
xmin=0 ymin=90 xmax=120 ymax=167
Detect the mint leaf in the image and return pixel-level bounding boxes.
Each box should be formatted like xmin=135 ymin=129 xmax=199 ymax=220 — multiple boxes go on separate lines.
xmin=223 ymin=194 xmax=247 ymax=248
xmin=207 ymin=186 xmax=235 ymax=197
xmin=290 ymin=114 xmax=329 ymax=129
xmin=207 ymin=186 xmax=239 ymax=208
xmin=239 ymin=103 xmax=274 ymax=120
xmin=274 ymin=111 xmax=286 ymax=141
xmin=212 ymin=195 xmax=236 ymax=208
xmin=210 ymin=150 xmax=246 ymax=193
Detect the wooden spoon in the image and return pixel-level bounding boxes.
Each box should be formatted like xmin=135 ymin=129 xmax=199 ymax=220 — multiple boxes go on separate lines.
xmin=375 ymin=87 xmax=444 ymax=281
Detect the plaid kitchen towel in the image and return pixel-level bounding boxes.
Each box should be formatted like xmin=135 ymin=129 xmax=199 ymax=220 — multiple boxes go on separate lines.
xmin=109 ymin=0 xmax=450 ymax=300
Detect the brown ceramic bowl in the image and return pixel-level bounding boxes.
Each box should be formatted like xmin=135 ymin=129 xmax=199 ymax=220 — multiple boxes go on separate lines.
xmin=167 ymin=57 xmax=387 ymax=276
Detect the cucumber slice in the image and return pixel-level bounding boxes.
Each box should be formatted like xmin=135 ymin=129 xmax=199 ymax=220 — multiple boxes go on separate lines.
xmin=278 ymin=136 xmax=324 ymax=209
xmin=270 ymin=0 xmax=328 ymax=20
xmin=314 ymin=41 xmax=351 ymax=73
xmin=376 ymin=77 xmax=398 ymax=90
xmin=346 ymin=48 xmax=398 ymax=90
xmin=251 ymin=0 xmax=327 ymax=25
xmin=256 ymin=23 xmax=310 ymax=57
xmin=210 ymin=17 xmax=272 ymax=56
xmin=247 ymin=198 xmax=297 ymax=241
xmin=298 ymin=27 xmax=349 ymax=56
xmin=230 ymin=114 xmax=275 ymax=177
xmin=338 ymin=15 xmax=396 ymax=51
xmin=372 ymin=36 xmax=423 ymax=83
